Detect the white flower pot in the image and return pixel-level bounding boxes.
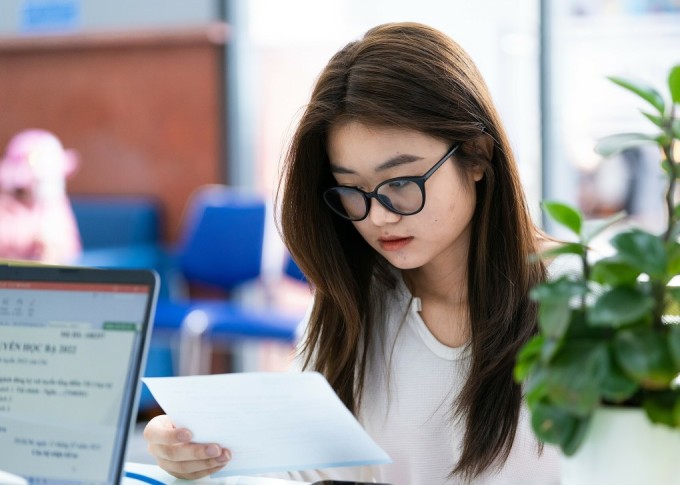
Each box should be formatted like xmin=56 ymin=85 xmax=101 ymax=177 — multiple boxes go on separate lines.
xmin=561 ymin=407 xmax=680 ymax=485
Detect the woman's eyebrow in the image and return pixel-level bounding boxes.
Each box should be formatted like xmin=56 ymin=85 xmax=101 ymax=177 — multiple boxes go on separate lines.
xmin=329 ymin=153 xmax=424 ymax=174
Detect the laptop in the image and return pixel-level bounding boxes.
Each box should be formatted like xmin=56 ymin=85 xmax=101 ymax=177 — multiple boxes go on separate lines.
xmin=0 ymin=264 xmax=158 ymax=484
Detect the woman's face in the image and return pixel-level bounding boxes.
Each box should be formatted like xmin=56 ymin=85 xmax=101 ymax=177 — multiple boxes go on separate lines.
xmin=327 ymin=121 xmax=483 ymax=271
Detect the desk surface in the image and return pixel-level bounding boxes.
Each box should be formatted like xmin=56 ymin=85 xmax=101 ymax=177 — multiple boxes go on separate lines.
xmin=123 ymin=462 xmax=309 ymax=485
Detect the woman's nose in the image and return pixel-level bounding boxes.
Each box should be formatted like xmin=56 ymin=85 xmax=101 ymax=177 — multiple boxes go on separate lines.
xmin=367 ymin=198 xmax=401 ymax=226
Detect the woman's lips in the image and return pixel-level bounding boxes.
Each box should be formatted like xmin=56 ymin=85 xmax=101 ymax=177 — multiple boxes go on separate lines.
xmin=379 ymin=236 xmax=414 ymax=251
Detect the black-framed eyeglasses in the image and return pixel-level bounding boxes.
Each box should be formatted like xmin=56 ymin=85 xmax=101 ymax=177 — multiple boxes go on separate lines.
xmin=323 ymin=143 xmax=461 ymax=221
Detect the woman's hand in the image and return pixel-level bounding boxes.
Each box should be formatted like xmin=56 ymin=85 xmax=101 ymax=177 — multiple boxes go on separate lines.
xmin=143 ymin=414 xmax=231 ymax=479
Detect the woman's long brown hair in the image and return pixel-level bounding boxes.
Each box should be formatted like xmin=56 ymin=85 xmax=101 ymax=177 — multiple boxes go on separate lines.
xmin=277 ymin=22 xmax=545 ymax=480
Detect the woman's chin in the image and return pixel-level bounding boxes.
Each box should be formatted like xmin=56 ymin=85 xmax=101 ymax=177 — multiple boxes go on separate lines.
xmin=380 ymin=252 xmax=424 ymax=270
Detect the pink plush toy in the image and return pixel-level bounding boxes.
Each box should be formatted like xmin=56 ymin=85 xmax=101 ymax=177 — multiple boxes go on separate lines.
xmin=0 ymin=129 xmax=82 ymax=264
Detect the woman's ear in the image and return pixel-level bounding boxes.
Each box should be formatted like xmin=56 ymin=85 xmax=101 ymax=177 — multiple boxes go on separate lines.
xmin=468 ymin=133 xmax=494 ymax=162
xmin=465 ymin=133 xmax=494 ymax=182
xmin=471 ymin=165 xmax=485 ymax=182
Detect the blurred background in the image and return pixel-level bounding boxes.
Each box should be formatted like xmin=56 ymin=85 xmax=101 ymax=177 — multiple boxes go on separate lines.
xmin=1 ymin=0 xmax=679 ymax=451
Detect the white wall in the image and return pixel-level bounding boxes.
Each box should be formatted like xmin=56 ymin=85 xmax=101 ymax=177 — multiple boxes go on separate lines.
xmin=239 ymin=0 xmax=543 ymax=218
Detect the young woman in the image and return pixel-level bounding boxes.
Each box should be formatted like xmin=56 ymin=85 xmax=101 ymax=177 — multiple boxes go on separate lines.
xmin=143 ymin=22 xmax=560 ymax=484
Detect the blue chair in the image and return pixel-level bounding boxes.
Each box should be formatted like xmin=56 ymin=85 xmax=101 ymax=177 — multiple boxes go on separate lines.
xmin=154 ymin=185 xmax=302 ymax=377
xmin=175 ymin=186 xmax=265 ymax=293
xmin=70 ymin=195 xmax=172 ymax=301
xmin=70 ymin=195 xmax=161 ymax=250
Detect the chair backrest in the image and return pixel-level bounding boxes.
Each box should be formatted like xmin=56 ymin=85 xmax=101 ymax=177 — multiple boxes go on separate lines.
xmin=71 ymin=195 xmax=161 ymax=249
xmin=177 ymin=185 xmax=266 ymax=292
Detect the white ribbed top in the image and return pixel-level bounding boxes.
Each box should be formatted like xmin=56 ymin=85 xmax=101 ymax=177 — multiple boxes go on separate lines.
xmin=283 ymin=277 xmax=560 ymax=485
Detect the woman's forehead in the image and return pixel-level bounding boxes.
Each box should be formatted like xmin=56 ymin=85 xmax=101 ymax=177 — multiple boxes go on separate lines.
xmin=327 ymin=122 xmax=447 ymax=169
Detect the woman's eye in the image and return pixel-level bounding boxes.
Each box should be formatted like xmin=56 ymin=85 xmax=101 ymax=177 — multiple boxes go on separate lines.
xmin=335 ymin=181 xmax=362 ymax=190
xmin=347 ymin=185 xmax=367 ymax=192
xmin=387 ymin=180 xmax=409 ymax=189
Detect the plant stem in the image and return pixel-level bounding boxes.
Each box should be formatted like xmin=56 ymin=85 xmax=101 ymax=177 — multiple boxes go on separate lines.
xmin=663 ymin=103 xmax=677 ymax=243
xmin=581 ymin=246 xmax=589 ymax=312
xmin=655 ymin=104 xmax=677 ymax=329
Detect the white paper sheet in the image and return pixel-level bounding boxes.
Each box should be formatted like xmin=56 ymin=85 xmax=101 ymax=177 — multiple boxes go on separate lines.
xmin=142 ymin=372 xmax=391 ymax=477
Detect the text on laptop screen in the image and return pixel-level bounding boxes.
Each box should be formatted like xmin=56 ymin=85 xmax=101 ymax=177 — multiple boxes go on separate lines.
xmin=0 ymin=279 xmax=151 ymax=484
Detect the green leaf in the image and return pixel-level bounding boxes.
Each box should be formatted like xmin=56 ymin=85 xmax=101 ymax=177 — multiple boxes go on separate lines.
xmin=595 ymin=133 xmax=659 ymax=157
xmin=532 ymin=277 xmax=584 ymax=339
xmin=657 ymin=133 xmax=673 ymax=147
xmin=538 ymin=299 xmax=572 ymax=339
xmin=671 ymin=118 xmax=680 ymax=138
xmin=525 ymin=367 xmax=549 ymax=408
xmin=669 ymin=286 xmax=680 ymax=305
xmin=561 ymin=415 xmax=592 ymax=457
xmin=644 ymin=400 xmax=675 ymax=426
xmin=582 ymin=211 xmax=627 ymax=243
xmin=642 ymin=391 xmax=680 ymax=427
xmin=668 ymin=324 xmax=680 ymax=371
xmin=673 ymin=209 xmax=680 ymax=240
xmin=614 ymin=328 xmax=677 ymax=389
xmin=565 ymin=309 xmax=603 ymax=340
xmin=530 ymin=400 xmax=578 ymax=448
xmin=588 ymin=286 xmax=655 ymax=328
xmin=544 ymin=342 xmax=607 ymax=416
xmin=542 ymin=201 xmax=583 ymax=236
xmin=661 ymin=160 xmax=680 ymax=179
xmin=608 ymin=75 xmax=665 ymax=114
xmin=515 ymin=335 xmax=544 ymax=382
xmin=610 ymin=229 xmax=667 ymax=278
xmin=673 ymin=119 xmax=680 ymax=140
xmin=591 ymin=258 xmax=641 ymax=286
xmin=673 ymin=398 xmax=680 ymax=427
xmin=669 ymin=65 xmax=680 ymax=104
xmin=541 ymin=337 xmax=563 ymax=363
xmin=535 ymin=243 xmax=585 ymax=261
xmin=667 ymin=242 xmax=680 ymax=279
xmin=600 ymin=346 xmax=639 ymax=403
xmin=641 ymin=111 xmax=665 ymax=127
xmin=531 ymin=276 xmax=585 ymax=302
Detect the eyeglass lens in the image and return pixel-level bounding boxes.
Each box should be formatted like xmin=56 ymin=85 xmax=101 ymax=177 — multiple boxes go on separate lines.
xmin=325 ymin=179 xmax=423 ymax=220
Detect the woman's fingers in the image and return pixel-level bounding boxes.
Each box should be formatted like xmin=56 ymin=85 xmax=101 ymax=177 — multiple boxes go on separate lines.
xmin=149 ymin=441 xmax=230 ymax=463
xmin=154 ymin=452 xmax=231 ymax=479
xmin=143 ymin=414 xmax=232 ymax=479
xmin=143 ymin=415 xmax=190 ymax=445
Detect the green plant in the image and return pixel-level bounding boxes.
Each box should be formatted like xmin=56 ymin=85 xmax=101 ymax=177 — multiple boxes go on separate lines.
xmin=515 ymin=64 xmax=680 ymax=455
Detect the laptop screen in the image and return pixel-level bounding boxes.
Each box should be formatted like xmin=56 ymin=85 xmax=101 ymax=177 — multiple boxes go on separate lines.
xmin=0 ymin=266 xmax=157 ymax=484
